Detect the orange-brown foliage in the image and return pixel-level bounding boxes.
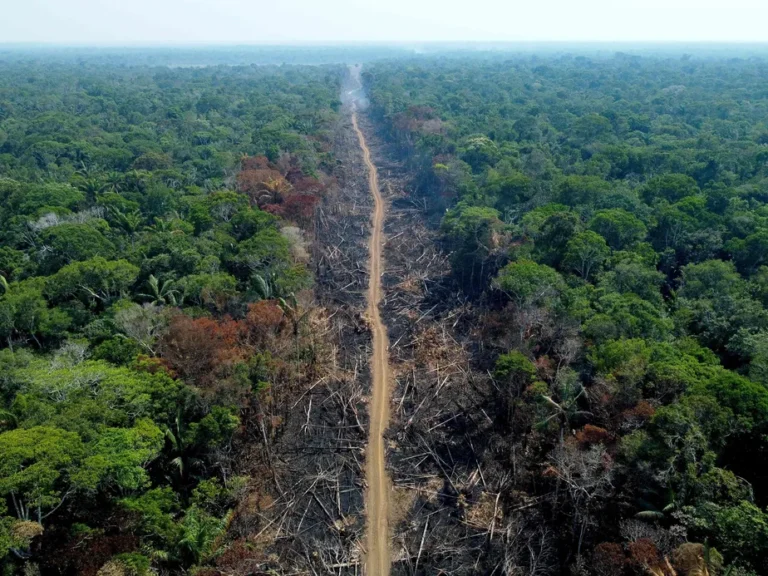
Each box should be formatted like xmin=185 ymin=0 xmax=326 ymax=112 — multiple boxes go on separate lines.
xmin=541 ymin=465 xmax=559 ymax=478
xmin=133 ymin=354 xmax=177 ymax=377
xmin=240 ymin=155 xmax=271 ymax=171
xmin=630 ymin=400 xmax=656 ymax=420
xmin=244 ymin=301 xmax=286 ymax=347
xmin=159 ymin=302 xmax=290 ymax=390
xmin=291 ymin=176 xmax=325 ymax=194
xmin=620 ymin=400 xmax=656 ymax=430
xmin=246 ymin=300 xmax=284 ymax=330
xmin=261 ymin=203 xmax=283 ymax=217
xmin=575 ymin=424 xmax=612 ymax=447
xmin=534 ymin=355 xmax=555 ymax=381
xmin=282 ymin=194 xmax=319 ymax=229
xmin=627 ymin=538 xmax=662 ymax=570
xmin=593 ymin=542 xmax=627 ymax=576
xmin=236 ymin=169 xmax=284 ymax=198
xmin=215 ymin=538 xmax=268 ymax=573
xmin=158 ymin=315 xmax=247 ymax=387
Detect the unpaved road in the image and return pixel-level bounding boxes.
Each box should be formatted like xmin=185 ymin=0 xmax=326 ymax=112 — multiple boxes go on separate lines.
xmin=352 ymin=106 xmax=391 ymax=576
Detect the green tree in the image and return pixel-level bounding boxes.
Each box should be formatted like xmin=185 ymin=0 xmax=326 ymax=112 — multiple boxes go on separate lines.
xmin=442 ymin=203 xmax=504 ymax=293
xmin=40 ymin=222 xmax=115 ymax=271
xmin=5 ymin=182 xmax=84 ymax=215
xmin=460 ymin=135 xmax=500 ymax=172
xmin=80 ymin=419 xmax=164 ymax=492
xmin=728 ymin=230 xmax=768 ymax=274
xmin=584 ymin=292 xmax=673 ymax=342
xmin=485 ymin=171 xmax=533 ymax=214
xmin=11 ymin=359 xmax=182 ymax=433
xmin=229 ymin=207 xmax=279 ymax=241
xmin=46 ymin=257 xmax=139 ymax=306
xmin=534 ymin=211 xmax=580 ymax=268
xmin=0 ymin=279 xmax=70 ymax=349
xmin=642 ymin=173 xmax=700 ymax=204
xmin=712 ymin=501 xmax=768 ymax=569
xmin=231 ymin=229 xmax=292 ymax=280
xmin=557 ymin=175 xmax=611 ymax=207
xmin=0 ymin=426 xmax=85 ymax=523
xmin=177 ymin=507 xmax=231 ymax=565
xmin=494 ymin=259 xmax=564 ymax=307
xmin=597 ymin=252 xmax=665 ymax=304
xmin=563 ymin=231 xmax=610 ymax=281
xmin=493 ymin=350 xmax=537 ymax=426
xmin=177 ymin=273 xmax=237 ymax=310
xmin=588 ymin=209 xmax=647 ymax=250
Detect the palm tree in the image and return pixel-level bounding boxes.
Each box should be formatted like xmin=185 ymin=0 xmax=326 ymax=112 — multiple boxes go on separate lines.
xmin=124 ymin=169 xmax=149 ymax=193
xmin=178 ymin=507 xmax=232 ymax=565
xmin=163 ymin=412 xmax=202 ymax=484
xmin=251 ymin=273 xmax=275 ymax=300
xmin=278 ymin=293 xmax=311 ymax=338
xmin=0 ymin=408 xmax=17 ymax=430
xmin=110 ymin=207 xmax=144 ymax=243
xmin=105 ymin=171 xmax=125 ymax=193
xmin=150 ymin=218 xmax=174 ymax=233
xmin=258 ymin=177 xmax=292 ymax=205
xmin=75 ymin=177 xmax=106 ymax=203
xmin=139 ymin=275 xmax=180 ymax=306
xmin=75 ymin=161 xmax=97 ymax=178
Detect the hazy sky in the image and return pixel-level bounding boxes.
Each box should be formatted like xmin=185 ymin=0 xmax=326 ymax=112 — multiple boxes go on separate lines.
xmin=2 ymin=0 xmax=767 ymax=44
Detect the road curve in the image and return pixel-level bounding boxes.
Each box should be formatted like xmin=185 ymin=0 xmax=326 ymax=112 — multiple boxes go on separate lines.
xmin=352 ymin=107 xmax=391 ymax=576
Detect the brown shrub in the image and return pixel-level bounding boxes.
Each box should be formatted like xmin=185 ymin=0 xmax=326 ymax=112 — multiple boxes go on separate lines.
xmin=672 ymin=542 xmax=720 ymax=575
xmin=628 ymin=538 xmax=663 ymax=572
xmin=575 ymin=424 xmax=612 ymax=447
xmin=593 ymin=542 xmax=627 ymax=576
xmin=216 ymin=539 xmax=268 ymax=573
xmin=240 ymin=156 xmax=271 ymax=171
xmin=281 ymin=194 xmax=319 ymax=229
xmin=47 ymin=534 xmax=140 ymax=576
xmin=632 ymin=400 xmax=656 ymax=419
xmin=245 ymin=301 xmax=285 ymax=342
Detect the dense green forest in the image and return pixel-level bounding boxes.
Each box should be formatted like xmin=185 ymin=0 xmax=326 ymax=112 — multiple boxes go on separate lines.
xmin=0 ymin=60 xmax=342 ymax=573
xmin=365 ymin=54 xmax=768 ymax=575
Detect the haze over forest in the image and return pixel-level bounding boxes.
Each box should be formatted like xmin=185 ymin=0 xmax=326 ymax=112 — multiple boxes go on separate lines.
xmin=3 ymin=0 xmax=768 ymax=44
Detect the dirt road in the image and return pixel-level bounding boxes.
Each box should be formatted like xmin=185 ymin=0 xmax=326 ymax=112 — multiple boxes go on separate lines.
xmin=352 ymin=107 xmax=392 ymax=576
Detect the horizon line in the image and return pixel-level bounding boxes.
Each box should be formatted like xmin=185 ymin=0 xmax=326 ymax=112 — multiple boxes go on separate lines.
xmin=3 ymin=40 xmax=768 ymax=49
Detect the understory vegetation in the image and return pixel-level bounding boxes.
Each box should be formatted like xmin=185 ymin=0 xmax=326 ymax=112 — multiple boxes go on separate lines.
xmin=365 ymin=54 xmax=768 ymax=575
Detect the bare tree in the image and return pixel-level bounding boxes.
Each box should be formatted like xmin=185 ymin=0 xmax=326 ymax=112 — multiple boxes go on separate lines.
xmin=547 ymin=442 xmax=613 ymax=554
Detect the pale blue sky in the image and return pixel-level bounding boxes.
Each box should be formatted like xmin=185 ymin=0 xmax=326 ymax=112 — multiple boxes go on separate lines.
xmin=1 ymin=0 xmax=766 ymax=44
